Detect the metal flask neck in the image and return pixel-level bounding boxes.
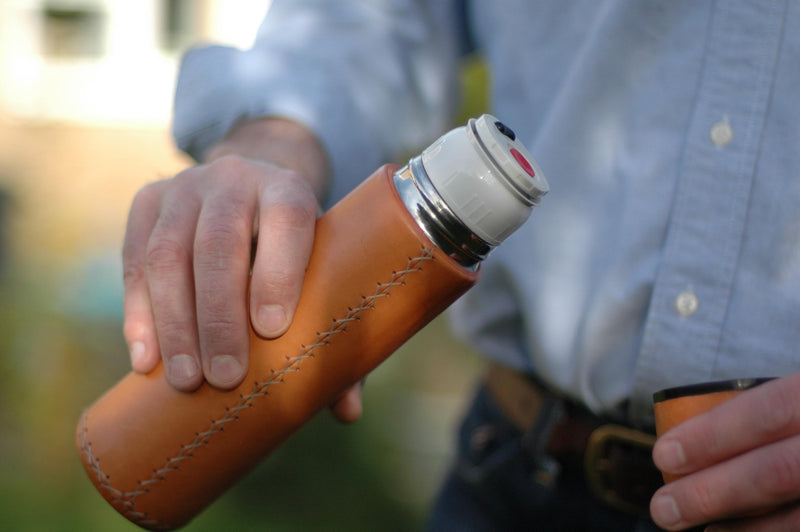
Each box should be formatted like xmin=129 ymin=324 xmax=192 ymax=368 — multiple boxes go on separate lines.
xmin=393 ymin=156 xmax=492 ymax=271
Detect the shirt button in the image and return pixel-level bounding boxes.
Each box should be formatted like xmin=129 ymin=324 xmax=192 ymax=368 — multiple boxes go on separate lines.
xmin=675 ymin=290 xmax=699 ymax=317
xmin=710 ymin=120 xmax=733 ymax=147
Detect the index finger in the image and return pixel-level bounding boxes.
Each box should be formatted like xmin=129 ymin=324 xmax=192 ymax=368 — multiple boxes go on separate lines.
xmin=249 ymin=170 xmax=318 ymax=338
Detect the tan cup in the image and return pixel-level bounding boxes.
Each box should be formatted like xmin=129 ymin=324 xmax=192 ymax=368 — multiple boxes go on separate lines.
xmin=653 ymin=378 xmax=774 ymax=484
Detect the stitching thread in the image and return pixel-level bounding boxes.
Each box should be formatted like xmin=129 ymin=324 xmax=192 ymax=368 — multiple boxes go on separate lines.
xmin=80 ymin=247 xmax=435 ymax=529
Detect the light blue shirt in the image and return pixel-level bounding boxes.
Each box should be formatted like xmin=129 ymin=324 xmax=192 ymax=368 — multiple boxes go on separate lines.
xmin=173 ymin=0 xmax=800 ymax=426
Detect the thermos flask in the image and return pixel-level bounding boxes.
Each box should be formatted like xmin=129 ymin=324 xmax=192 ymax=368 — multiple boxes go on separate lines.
xmin=76 ymin=114 xmax=549 ymax=530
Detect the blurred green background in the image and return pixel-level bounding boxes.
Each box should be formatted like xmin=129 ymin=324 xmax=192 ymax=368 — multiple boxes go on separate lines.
xmin=0 ymin=1 xmax=489 ymax=530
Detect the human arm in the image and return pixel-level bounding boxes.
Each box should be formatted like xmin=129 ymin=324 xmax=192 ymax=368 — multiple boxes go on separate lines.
xmin=122 ymin=0 xmax=468 ymax=421
xmin=650 ymin=372 xmax=800 ymax=531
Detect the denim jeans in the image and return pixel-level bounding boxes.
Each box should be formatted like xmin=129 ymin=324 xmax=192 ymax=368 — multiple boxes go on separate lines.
xmin=425 ymin=385 xmax=688 ymax=532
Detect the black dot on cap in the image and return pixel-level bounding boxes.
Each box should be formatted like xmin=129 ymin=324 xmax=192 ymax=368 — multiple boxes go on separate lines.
xmin=494 ymin=121 xmax=516 ymax=141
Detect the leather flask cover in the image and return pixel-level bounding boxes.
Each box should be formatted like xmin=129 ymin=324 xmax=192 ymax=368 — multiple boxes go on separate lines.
xmin=76 ymin=164 xmax=480 ymax=530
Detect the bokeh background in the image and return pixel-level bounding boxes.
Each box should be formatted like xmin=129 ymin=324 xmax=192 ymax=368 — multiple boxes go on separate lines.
xmin=0 ymin=1 xmax=489 ymax=530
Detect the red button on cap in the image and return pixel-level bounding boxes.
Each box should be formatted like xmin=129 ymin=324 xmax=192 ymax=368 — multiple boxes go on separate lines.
xmin=510 ymin=147 xmax=535 ymax=177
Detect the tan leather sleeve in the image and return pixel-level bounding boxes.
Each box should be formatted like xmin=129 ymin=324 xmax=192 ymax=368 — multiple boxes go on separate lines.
xmin=76 ymin=164 xmax=480 ymax=530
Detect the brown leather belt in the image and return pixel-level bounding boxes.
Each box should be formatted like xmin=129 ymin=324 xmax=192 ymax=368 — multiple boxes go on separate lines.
xmin=484 ymin=363 xmax=662 ymax=518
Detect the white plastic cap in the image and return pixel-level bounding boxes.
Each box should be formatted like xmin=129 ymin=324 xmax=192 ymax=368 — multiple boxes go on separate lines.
xmin=420 ymin=114 xmax=549 ymax=245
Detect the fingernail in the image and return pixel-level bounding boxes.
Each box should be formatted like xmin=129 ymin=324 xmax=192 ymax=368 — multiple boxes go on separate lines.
xmin=256 ymin=304 xmax=288 ymax=336
xmin=129 ymin=341 xmax=147 ymax=370
xmin=655 ymin=439 xmax=687 ymax=472
xmin=651 ymin=494 xmax=682 ymax=528
xmin=210 ymin=355 xmax=244 ymax=387
xmin=169 ymin=354 xmax=200 ymax=383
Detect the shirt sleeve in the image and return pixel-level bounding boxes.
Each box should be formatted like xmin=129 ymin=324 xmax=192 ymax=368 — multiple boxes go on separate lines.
xmin=172 ymin=0 xmax=470 ymax=205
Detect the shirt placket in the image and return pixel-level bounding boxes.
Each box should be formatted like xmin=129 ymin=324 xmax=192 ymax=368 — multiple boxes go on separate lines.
xmin=629 ymin=0 xmax=787 ymax=425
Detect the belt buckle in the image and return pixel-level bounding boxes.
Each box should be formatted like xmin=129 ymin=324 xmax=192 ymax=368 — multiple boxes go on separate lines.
xmin=583 ymin=424 xmax=659 ymax=518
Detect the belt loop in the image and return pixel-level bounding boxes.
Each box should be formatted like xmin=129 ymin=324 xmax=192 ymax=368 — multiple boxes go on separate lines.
xmin=520 ymin=393 xmax=565 ymax=487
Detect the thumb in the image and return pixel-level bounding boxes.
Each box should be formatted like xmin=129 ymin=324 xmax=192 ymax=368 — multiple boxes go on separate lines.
xmin=329 ymin=381 xmax=364 ymax=424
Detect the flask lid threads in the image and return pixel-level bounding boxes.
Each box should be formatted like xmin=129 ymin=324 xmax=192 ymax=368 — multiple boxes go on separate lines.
xmin=394 ymin=158 xmax=490 ymax=270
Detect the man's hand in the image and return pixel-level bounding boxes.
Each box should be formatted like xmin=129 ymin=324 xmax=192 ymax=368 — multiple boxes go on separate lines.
xmin=122 ymin=154 xmax=318 ymax=390
xmin=650 ymin=373 xmax=800 ymax=531
xmin=120 ymin=118 xmax=363 ymax=421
